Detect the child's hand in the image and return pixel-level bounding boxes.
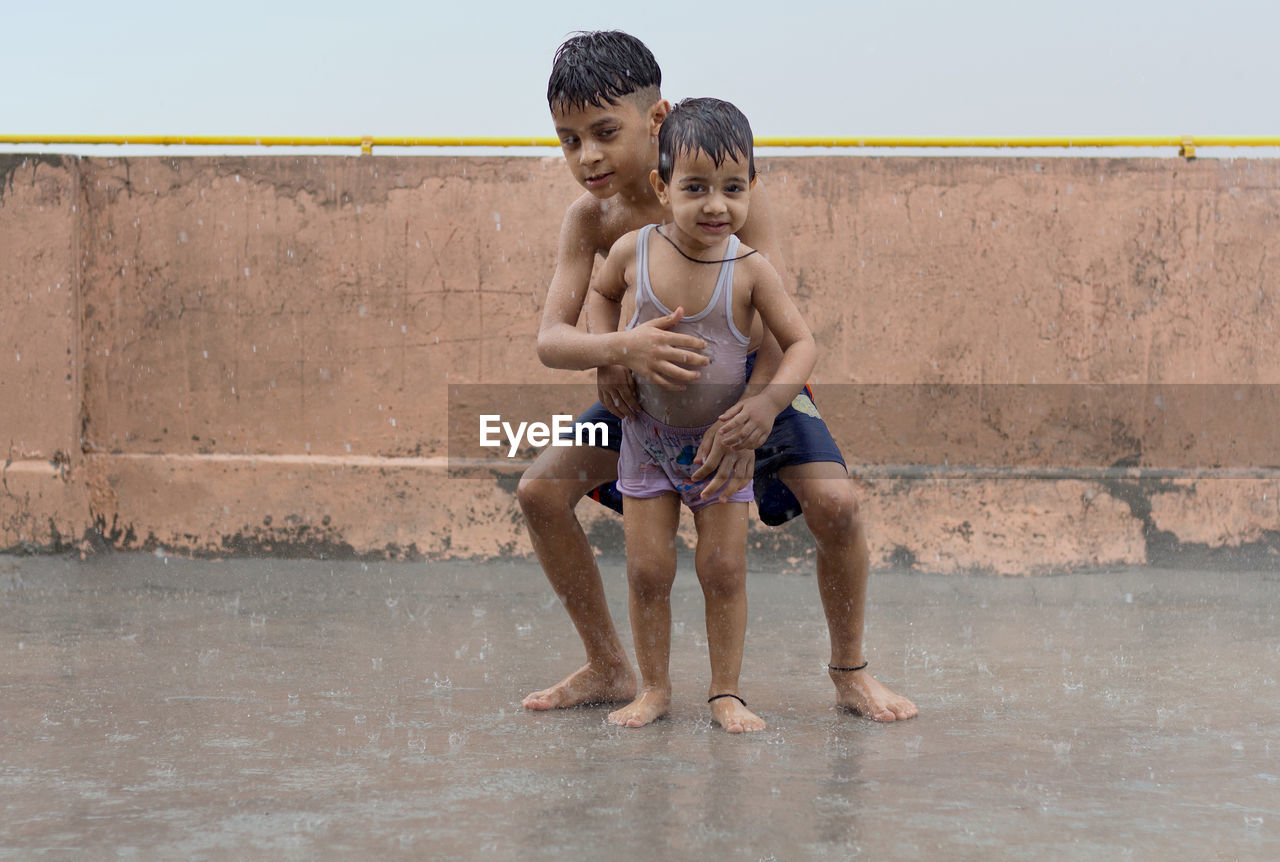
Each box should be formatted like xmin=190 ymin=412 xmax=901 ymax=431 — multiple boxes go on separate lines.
xmin=622 ymin=307 xmax=709 ymax=390
xmin=695 ymin=446 xmax=755 ymax=503
xmin=597 ymin=365 xmax=639 ymax=418
xmin=716 ymin=396 xmax=776 ymax=451
xmin=690 ymin=420 xmax=754 ymax=502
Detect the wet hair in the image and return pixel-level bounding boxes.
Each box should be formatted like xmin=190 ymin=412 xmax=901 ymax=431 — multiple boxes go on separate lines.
xmin=547 ymin=30 xmax=662 ymax=112
xmin=657 ymin=98 xmax=756 ymax=184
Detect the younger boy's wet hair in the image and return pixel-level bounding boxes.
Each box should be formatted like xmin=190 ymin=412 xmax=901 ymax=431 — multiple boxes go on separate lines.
xmin=547 ymin=30 xmax=662 ymax=112
xmin=657 ymin=98 xmax=756 ymax=184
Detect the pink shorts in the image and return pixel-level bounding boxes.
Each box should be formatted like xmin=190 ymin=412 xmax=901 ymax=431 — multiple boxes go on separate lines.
xmin=616 ymin=410 xmax=754 ymax=511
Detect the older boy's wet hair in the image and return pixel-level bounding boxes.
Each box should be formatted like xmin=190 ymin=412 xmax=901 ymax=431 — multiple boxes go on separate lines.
xmin=547 ymin=30 xmax=662 ymax=112
xmin=657 ymin=98 xmax=756 ymax=184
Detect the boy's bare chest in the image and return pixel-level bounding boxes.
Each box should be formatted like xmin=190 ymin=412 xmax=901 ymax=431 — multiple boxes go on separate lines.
xmin=595 ymin=204 xmax=667 ymax=258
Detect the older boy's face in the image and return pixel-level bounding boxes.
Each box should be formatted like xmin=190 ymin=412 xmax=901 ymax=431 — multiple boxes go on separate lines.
xmin=655 ymin=148 xmax=752 ymax=249
xmin=551 ymin=98 xmax=659 ymax=199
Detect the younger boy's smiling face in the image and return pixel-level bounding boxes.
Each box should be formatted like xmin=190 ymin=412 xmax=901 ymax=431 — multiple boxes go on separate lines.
xmin=551 ymin=97 xmax=664 ymax=199
xmin=653 ymin=147 xmax=752 ymax=252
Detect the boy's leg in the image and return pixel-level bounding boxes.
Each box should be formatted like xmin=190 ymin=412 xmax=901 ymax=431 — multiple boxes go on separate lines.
xmin=692 ymin=502 xmax=766 ymax=733
xmin=607 ymin=494 xmax=681 ymax=728
xmin=777 ymin=461 xmax=919 ymax=721
xmin=518 ymin=442 xmax=636 ymax=709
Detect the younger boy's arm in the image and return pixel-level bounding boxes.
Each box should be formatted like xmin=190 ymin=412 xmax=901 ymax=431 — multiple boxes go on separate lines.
xmin=732 ymin=178 xmax=788 ymax=389
xmin=694 ymin=255 xmax=815 ymax=504
xmin=537 ymin=201 xmax=708 ymax=389
xmin=691 ymin=178 xmax=787 ymax=492
xmin=719 ymin=259 xmax=817 ymax=447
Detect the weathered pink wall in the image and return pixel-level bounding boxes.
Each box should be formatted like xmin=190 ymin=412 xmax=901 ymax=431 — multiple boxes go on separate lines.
xmin=1 ymin=156 xmax=86 ymax=551
xmin=2 ymin=153 xmax=1277 ymax=572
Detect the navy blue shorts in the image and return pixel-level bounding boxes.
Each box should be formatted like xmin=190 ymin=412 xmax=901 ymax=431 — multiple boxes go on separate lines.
xmin=564 ymin=357 xmax=846 ymax=526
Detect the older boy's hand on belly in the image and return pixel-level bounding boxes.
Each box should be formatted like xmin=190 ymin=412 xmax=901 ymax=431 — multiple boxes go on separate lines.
xmin=623 ymin=307 xmax=709 ymax=390
xmin=597 ymin=365 xmax=640 ymax=418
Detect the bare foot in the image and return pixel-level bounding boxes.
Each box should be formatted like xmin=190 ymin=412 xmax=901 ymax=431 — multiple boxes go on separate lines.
xmin=522 ymin=662 xmax=637 ymax=710
xmin=607 ymin=686 xmax=671 ymax=728
xmin=830 ymin=666 xmax=918 ymax=722
xmin=709 ymin=694 xmax=766 ymax=734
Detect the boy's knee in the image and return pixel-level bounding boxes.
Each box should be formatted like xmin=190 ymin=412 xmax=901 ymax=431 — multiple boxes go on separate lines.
xmin=628 ymin=560 xmax=675 ymax=600
xmin=802 ymin=480 xmax=861 ymax=542
xmin=517 ymin=472 xmax=567 ymax=520
xmin=515 ymin=473 xmax=544 ymax=517
xmin=696 ymin=548 xmax=745 ymax=598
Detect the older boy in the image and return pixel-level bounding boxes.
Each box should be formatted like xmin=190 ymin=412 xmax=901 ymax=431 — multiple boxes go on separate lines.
xmin=518 ymin=30 xmax=917 ymax=722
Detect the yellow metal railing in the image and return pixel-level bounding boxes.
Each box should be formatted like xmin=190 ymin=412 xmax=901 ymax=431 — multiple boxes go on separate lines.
xmin=3 ymin=134 xmax=1280 ymax=157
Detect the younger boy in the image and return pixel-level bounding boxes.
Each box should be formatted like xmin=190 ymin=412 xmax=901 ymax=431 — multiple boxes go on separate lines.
xmin=590 ymin=98 xmax=816 ymax=732
xmin=519 ymin=30 xmax=917 ymax=723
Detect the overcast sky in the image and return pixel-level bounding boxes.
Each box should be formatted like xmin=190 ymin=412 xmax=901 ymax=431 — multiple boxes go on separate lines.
xmin=2 ymin=0 xmax=1276 ymax=155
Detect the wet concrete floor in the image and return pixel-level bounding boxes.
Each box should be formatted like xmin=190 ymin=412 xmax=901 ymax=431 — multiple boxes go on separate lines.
xmin=1 ymin=552 xmax=1277 ymax=860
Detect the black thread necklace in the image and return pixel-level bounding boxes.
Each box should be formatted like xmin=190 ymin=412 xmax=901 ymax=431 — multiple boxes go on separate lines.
xmin=655 ymin=226 xmax=758 ymax=264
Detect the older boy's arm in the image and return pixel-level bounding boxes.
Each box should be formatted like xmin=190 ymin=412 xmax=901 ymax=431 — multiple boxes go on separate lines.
xmin=586 ymin=249 xmax=642 ymax=418
xmin=537 ymin=206 xmax=708 ymax=387
xmin=535 ymin=210 xmax=621 ymax=370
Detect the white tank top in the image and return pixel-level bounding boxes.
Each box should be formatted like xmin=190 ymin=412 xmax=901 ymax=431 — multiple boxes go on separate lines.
xmin=627 ymin=224 xmax=752 ymax=427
